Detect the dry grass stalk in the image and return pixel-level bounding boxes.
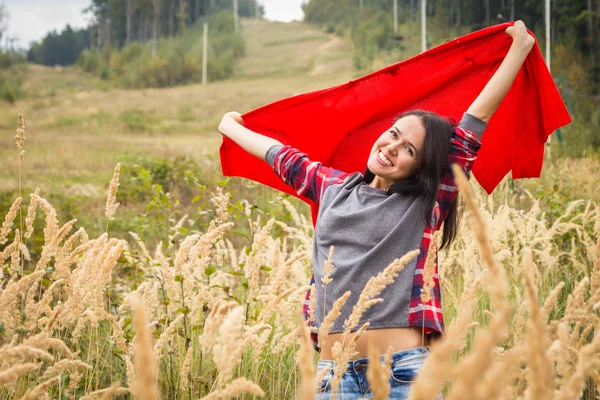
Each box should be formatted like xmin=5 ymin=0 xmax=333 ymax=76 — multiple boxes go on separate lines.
xmin=556 ymin=330 xmax=600 ymax=400
xmin=329 ymin=322 xmax=370 ymax=399
xmin=366 ymin=342 xmax=392 ymax=400
xmin=321 ymin=251 xmax=419 ymax=398
xmin=153 ymin=314 xmax=184 ymax=358
xmin=441 ymin=166 xmax=513 ymax=400
xmin=0 ymin=197 xmax=21 ymax=245
xmin=0 ymin=270 xmax=45 ymax=313
xmin=298 ymin=313 xmax=316 ymax=400
xmin=125 ymin=357 xmax=136 ymax=398
xmin=0 ymin=363 xmax=39 ymax=385
xmin=41 ymin=359 xmax=92 ymax=380
xmin=22 ymin=333 xmax=73 ymax=359
xmin=554 ymin=321 xmax=572 ymax=387
xmin=0 ymin=345 xmax=53 ymax=364
xmin=24 ymin=189 xmax=39 ymax=239
xmin=543 ymin=281 xmax=566 ymax=316
xmin=30 ymin=195 xmax=58 ymax=258
xmin=200 ymin=300 xmax=239 ymax=354
xmin=476 ymin=346 xmax=525 ymax=399
xmin=9 ymin=229 xmax=21 ymax=277
xmin=20 ymin=375 xmax=60 ymax=400
xmin=132 ymin=299 xmax=160 ymax=400
xmin=212 ymin=304 xmax=247 ymax=384
xmin=522 ymin=248 xmax=554 ymax=400
xmin=16 ymin=109 xmax=25 ymax=149
xmin=408 ymin=276 xmax=482 ymax=400
xmin=199 ymin=378 xmax=264 ymax=399
xmin=105 ymin=163 xmax=121 ymax=221
xmin=307 ymin=283 xmax=316 ymax=325
xmin=179 ymin=346 xmax=193 ymax=394
xmin=322 ymin=246 xmax=335 ymax=287
xmin=210 ymin=187 xmax=230 ymax=224
xmin=80 ymin=386 xmax=130 ymax=400
xmin=244 ymin=219 xmax=275 ymax=301
xmin=344 ymin=250 xmax=419 ymax=334
xmin=318 ymin=291 xmax=351 ymax=350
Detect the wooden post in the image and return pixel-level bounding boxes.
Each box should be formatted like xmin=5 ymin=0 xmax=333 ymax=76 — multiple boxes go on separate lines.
xmin=152 ymin=0 xmax=159 ymax=59
xmin=126 ymin=0 xmax=133 ymax=45
xmin=545 ymin=0 xmax=552 ymax=147
xmin=233 ymin=0 xmax=239 ymax=33
xmin=393 ymin=0 xmax=398 ymax=34
xmin=545 ymin=0 xmax=550 ymax=71
xmin=203 ymin=23 xmax=208 ymax=85
xmin=421 ymin=0 xmax=426 ymax=52
xmin=510 ymin=0 xmax=515 ymax=21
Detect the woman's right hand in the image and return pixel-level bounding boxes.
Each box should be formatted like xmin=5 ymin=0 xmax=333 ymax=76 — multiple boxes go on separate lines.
xmin=219 ymin=112 xmax=244 ymax=136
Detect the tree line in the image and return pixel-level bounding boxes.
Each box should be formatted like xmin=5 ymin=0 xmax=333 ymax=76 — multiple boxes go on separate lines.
xmin=28 ymin=0 xmax=262 ymax=67
xmin=303 ymin=0 xmax=599 ymax=93
xmin=0 ymin=2 xmax=26 ymax=103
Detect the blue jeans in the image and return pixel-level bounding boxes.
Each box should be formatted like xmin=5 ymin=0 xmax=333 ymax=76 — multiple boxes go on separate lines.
xmin=316 ymin=346 xmax=441 ymax=399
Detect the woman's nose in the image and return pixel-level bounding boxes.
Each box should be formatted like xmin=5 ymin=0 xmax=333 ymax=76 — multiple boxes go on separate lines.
xmin=387 ymin=142 xmax=400 ymax=155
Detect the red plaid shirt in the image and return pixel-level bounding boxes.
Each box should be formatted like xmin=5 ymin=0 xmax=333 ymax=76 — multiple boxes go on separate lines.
xmin=271 ymin=124 xmax=481 ymax=347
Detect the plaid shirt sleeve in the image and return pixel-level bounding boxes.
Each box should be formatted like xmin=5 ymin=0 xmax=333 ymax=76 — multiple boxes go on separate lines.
xmin=272 ymin=145 xmax=351 ymax=204
xmin=409 ymin=118 xmax=484 ymax=335
xmin=433 ymin=121 xmax=483 ymax=228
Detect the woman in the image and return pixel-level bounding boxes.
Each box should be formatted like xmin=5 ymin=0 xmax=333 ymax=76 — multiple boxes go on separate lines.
xmin=218 ymin=21 xmax=534 ymax=399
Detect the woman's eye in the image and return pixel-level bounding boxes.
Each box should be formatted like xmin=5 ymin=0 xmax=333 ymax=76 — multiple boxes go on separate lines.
xmin=405 ymin=147 xmax=414 ymax=156
xmin=389 ymin=130 xmax=397 ymax=138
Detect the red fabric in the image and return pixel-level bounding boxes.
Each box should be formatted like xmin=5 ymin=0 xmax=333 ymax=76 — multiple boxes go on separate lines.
xmin=220 ymin=22 xmax=570 ymax=212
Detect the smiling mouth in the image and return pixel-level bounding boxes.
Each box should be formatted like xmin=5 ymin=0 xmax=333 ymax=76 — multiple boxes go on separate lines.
xmin=377 ymin=150 xmax=393 ymax=167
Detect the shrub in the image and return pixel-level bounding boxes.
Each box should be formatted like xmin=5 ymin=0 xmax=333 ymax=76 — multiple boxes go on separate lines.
xmin=77 ymin=10 xmax=245 ymax=89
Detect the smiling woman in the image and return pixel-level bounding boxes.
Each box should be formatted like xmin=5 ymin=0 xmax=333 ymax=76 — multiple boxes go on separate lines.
xmin=218 ymin=20 xmax=536 ymax=400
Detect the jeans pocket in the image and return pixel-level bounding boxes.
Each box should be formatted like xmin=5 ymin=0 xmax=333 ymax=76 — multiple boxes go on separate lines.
xmin=389 ymin=356 xmax=424 ymax=384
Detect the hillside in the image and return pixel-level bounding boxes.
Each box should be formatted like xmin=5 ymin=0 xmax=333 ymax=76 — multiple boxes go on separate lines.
xmin=0 ymin=19 xmax=354 ymax=198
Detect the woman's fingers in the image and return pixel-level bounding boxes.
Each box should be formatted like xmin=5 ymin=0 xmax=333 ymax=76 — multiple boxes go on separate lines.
xmin=505 ymin=20 xmax=534 ymax=49
xmin=505 ymin=20 xmax=526 ymax=38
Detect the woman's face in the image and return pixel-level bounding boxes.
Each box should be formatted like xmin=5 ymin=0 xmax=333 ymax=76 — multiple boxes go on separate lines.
xmin=366 ymin=115 xmax=426 ymax=190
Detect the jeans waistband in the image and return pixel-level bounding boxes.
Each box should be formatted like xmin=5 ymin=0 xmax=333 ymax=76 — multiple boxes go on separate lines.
xmin=318 ymin=345 xmax=429 ymax=368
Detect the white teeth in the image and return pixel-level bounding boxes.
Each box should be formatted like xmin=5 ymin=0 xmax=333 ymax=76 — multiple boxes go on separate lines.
xmin=378 ymin=151 xmax=393 ymax=166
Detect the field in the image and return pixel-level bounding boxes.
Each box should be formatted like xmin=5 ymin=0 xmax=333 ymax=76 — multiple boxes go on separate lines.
xmin=0 ymin=18 xmax=599 ymax=399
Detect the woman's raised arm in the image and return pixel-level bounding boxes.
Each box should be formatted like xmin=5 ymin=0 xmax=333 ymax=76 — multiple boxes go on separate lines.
xmin=466 ymin=21 xmax=535 ymax=123
xmin=218 ymin=111 xmax=283 ymax=161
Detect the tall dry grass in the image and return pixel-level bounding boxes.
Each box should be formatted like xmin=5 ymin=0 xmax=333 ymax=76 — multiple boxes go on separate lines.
xmin=1 ymin=111 xmax=599 ymax=399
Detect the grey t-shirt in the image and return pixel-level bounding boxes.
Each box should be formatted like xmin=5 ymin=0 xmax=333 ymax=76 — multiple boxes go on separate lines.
xmin=266 ymin=113 xmax=486 ymax=334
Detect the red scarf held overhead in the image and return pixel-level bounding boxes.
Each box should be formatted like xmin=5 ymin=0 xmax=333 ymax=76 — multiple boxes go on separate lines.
xmin=220 ymin=22 xmax=571 ymax=216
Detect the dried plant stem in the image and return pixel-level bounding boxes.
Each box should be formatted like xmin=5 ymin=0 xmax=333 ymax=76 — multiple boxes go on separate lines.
xmin=522 ymin=248 xmax=554 ymax=400
xmin=297 ymin=313 xmax=316 ymax=400
xmin=199 ymin=378 xmax=264 ymax=399
xmin=16 ymin=110 xmax=25 ymax=243
xmin=366 ymin=342 xmax=392 ymax=400
xmin=133 ymin=299 xmax=160 ymax=400
xmin=21 ymin=376 xmax=61 ymax=400
xmin=442 ymin=166 xmax=513 ymax=400
xmin=0 ymin=363 xmax=39 ymax=385
xmin=105 ymin=163 xmax=121 ymax=231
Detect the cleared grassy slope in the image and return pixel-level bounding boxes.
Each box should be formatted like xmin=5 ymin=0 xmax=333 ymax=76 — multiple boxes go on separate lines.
xmin=0 ymin=19 xmax=354 ymax=197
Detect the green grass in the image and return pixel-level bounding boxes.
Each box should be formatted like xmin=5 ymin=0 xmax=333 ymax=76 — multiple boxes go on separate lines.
xmin=0 ymin=19 xmax=354 ymax=237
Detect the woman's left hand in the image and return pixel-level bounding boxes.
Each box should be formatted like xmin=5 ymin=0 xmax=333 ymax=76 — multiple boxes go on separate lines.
xmin=505 ymin=20 xmax=535 ymax=51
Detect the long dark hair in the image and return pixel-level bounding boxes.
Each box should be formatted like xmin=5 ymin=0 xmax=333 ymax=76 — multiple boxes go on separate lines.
xmin=363 ymin=110 xmax=461 ymax=249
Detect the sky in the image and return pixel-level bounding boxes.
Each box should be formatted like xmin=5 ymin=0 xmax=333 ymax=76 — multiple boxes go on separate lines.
xmin=2 ymin=0 xmax=305 ymax=49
